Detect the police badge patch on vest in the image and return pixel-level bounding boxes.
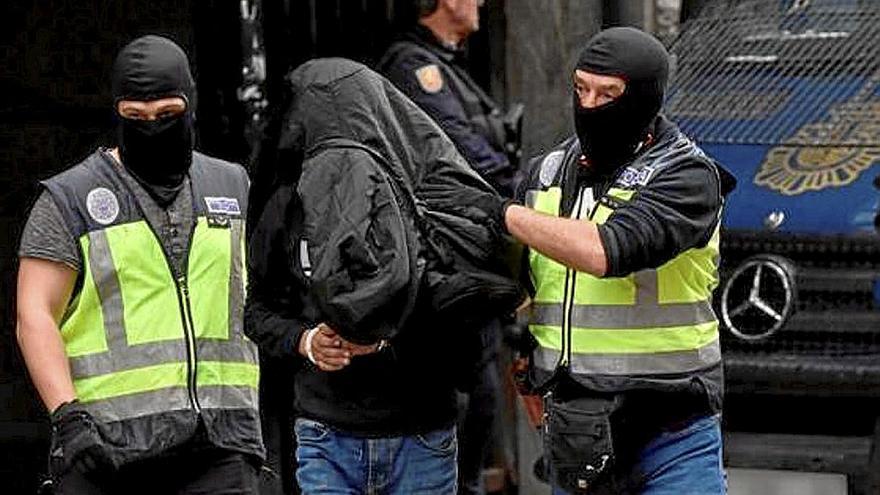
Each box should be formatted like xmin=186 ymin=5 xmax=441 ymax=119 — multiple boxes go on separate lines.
xmin=539 ymin=150 xmax=566 ymax=187
xmin=415 ymin=64 xmax=443 ymax=94
xmin=205 ymin=196 xmax=241 ymax=228
xmin=86 ymin=187 xmax=121 ymax=225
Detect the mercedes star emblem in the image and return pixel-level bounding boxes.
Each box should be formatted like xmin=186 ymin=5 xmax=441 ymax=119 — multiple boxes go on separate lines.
xmin=763 ymin=210 xmax=785 ymax=231
xmin=720 ymin=256 xmax=796 ymax=341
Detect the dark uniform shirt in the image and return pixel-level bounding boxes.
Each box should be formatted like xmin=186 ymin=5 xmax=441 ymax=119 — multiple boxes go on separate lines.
xmin=380 ymin=24 xmax=516 ymax=196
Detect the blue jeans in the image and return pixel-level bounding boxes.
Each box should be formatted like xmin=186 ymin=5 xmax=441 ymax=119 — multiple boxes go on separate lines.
xmin=294 ymin=418 xmax=457 ymax=495
xmin=553 ymin=415 xmax=726 ymax=495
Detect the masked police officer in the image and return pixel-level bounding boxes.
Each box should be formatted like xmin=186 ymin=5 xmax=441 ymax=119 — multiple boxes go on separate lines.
xmin=469 ymin=27 xmax=736 ymax=494
xmin=16 ymin=35 xmax=263 ymax=494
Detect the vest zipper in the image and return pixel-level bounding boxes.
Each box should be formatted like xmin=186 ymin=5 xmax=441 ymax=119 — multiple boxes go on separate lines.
xmin=178 ymin=277 xmax=202 ymax=414
xmin=176 ymin=207 xmax=202 ymax=415
xmin=108 ymin=166 xmax=204 ymax=414
xmin=565 ymin=270 xmax=577 ymax=368
xmin=137 ymin=210 xmax=201 ymax=414
xmin=562 ymin=184 xmax=589 ymax=368
xmin=141 ymin=237 xmax=202 ymax=415
xmin=559 ymin=268 xmax=572 ymax=370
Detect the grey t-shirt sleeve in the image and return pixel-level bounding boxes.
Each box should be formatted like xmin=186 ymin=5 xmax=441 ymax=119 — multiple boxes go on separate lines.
xmin=597 ymin=161 xmax=721 ymax=278
xmin=18 ymin=190 xmax=82 ymax=271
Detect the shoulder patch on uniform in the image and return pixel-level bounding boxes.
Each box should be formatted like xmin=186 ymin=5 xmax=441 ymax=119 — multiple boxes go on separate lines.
xmin=86 ymin=187 xmax=120 ymax=225
xmin=415 ymin=64 xmax=443 ymax=94
xmin=539 ymin=150 xmax=565 ymax=187
xmin=615 ymin=165 xmax=658 ymax=188
xmin=205 ymin=197 xmax=242 ymax=216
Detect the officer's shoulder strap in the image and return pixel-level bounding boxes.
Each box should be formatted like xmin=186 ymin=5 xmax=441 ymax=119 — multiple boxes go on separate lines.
xmin=378 ymin=39 xmax=440 ymax=73
xmin=40 ymin=150 xmax=134 ymax=240
xmin=618 ymin=121 xmax=716 ymax=189
xmin=190 ymin=151 xmax=250 ymax=213
xmin=192 ymin=151 xmax=247 ymax=180
xmin=41 ymin=150 xmax=121 ymax=197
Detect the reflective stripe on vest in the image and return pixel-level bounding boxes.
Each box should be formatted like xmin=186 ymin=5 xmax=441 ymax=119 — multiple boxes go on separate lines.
xmin=60 ymin=215 xmax=258 ymax=422
xmin=527 ymin=186 xmax=721 ymax=377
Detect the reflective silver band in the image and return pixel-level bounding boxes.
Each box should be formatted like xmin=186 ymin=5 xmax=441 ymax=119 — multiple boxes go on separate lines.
xmin=198 ymin=339 xmax=258 ymax=365
xmin=228 ymin=218 xmax=245 ymax=341
xmin=83 ymin=386 xmax=191 ymax=423
xmin=82 ymin=384 xmax=258 ymax=423
xmin=634 ymin=269 xmax=657 ymax=306
xmin=199 ymin=385 xmax=260 ymax=411
xmin=530 ymin=300 xmax=716 ymax=329
xmin=532 ymin=339 xmax=722 ymax=376
xmin=88 ymin=230 xmax=127 ymax=354
xmin=525 ymin=190 xmax=539 ymax=208
xmin=71 ymin=339 xmax=256 ymax=378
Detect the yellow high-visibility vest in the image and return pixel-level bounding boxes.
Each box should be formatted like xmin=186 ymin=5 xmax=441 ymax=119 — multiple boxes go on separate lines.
xmin=44 ymin=152 xmax=259 ymax=424
xmin=526 ymin=172 xmax=722 ymax=384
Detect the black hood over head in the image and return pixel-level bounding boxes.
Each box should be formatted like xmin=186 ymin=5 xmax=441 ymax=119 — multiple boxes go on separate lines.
xmin=270 ymin=59 xmax=521 ymax=341
xmin=573 ymin=27 xmax=669 ymax=176
xmin=112 ymin=35 xmax=196 ymax=206
xmin=278 ymin=58 xmax=489 ymax=195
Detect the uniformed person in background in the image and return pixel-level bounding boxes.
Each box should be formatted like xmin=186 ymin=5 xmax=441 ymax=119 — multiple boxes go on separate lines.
xmin=16 ymin=35 xmax=263 ymax=494
xmin=379 ymin=2 xmax=523 ymax=494
xmin=379 ymin=0 xmax=522 ymax=197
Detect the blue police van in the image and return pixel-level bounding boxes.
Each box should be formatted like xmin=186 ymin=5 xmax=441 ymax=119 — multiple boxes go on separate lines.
xmin=668 ymin=0 xmax=880 ymax=492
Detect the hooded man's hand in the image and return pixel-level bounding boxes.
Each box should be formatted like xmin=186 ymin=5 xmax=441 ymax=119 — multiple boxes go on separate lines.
xmin=299 ymin=323 xmax=383 ymax=371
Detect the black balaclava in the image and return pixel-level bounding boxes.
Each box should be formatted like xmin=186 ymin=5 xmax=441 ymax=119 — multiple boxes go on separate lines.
xmin=573 ymin=27 xmax=669 ymax=176
xmin=112 ymin=35 xmax=196 ymax=206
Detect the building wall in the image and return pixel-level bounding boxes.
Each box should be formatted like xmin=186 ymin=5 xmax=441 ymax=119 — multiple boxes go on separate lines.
xmin=504 ymin=0 xmax=603 ymax=161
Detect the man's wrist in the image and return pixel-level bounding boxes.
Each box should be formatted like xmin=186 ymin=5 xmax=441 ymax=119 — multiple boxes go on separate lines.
xmin=294 ymin=327 xmax=308 ymax=356
xmin=297 ymin=326 xmax=319 ymax=364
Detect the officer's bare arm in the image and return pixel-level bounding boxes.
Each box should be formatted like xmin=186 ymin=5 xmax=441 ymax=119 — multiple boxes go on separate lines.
xmin=505 ymin=204 xmax=608 ymax=277
xmin=16 ymin=258 xmax=78 ymax=413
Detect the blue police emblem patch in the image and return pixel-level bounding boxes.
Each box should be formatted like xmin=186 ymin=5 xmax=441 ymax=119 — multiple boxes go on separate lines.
xmin=86 ymin=187 xmax=120 ymax=225
xmin=205 ymin=197 xmax=242 ymax=216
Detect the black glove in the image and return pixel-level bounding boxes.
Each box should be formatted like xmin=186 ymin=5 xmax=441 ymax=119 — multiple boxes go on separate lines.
xmin=420 ymin=184 xmax=517 ymax=237
xmin=468 ymin=190 xmax=517 ymax=237
xmin=49 ymin=400 xmax=115 ymax=476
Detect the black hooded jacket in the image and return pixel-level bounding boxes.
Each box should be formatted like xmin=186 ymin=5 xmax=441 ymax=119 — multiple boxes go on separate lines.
xmin=245 ymin=58 xmax=522 ymax=435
